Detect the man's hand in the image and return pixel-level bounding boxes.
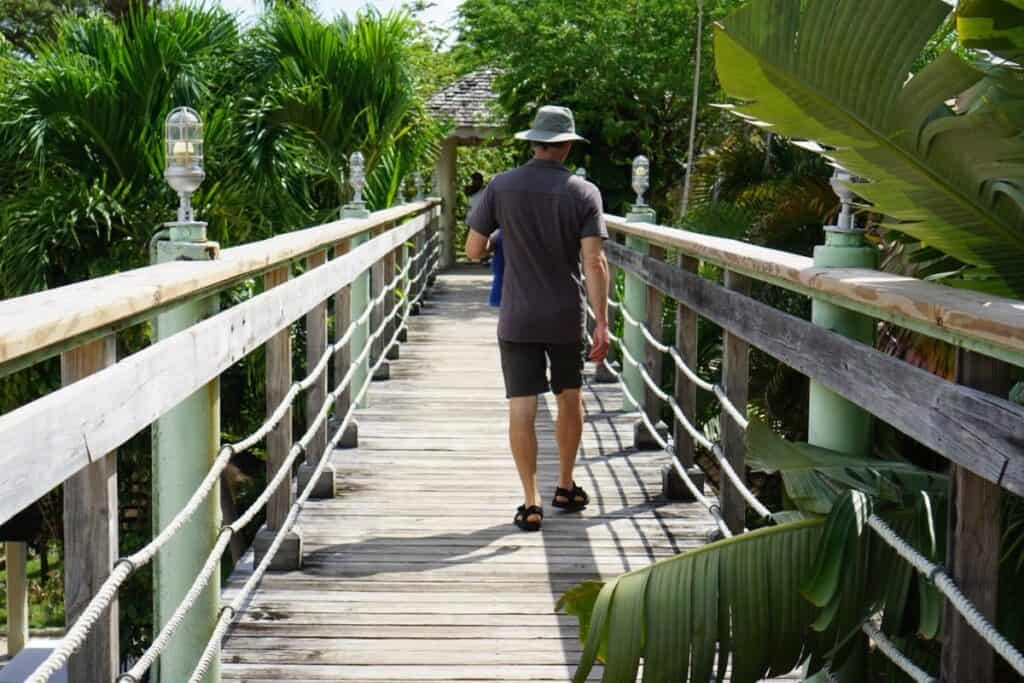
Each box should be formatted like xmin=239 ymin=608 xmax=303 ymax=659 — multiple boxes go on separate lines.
xmin=589 ymin=321 xmax=610 ymax=363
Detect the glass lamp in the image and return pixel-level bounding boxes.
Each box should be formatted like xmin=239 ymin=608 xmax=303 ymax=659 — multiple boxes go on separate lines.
xmin=632 ymin=155 xmax=650 ymax=207
xmin=164 ymin=107 xmax=205 ymax=223
xmin=829 ymin=168 xmax=857 ymax=232
xmin=350 ymin=151 xmax=366 ymax=205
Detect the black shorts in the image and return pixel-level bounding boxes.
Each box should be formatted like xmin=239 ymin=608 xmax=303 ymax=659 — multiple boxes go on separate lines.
xmin=498 ymin=340 xmax=585 ymax=398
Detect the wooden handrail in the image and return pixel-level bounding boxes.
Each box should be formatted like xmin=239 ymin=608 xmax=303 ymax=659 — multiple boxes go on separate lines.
xmin=0 ymin=200 xmax=440 ymax=376
xmin=606 ymin=215 xmax=1024 ymax=368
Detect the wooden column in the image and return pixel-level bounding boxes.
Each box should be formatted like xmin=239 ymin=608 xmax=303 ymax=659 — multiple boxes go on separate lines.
xmin=334 ymin=240 xmax=353 ymax=419
xmin=643 ymin=245 xmax=667 ymax=426
xmin=384 ymin=243 xmax=400 ymax=360
xmin=297 ymin=251 xmax=335 ymax=499
xmin=435 ymin=138 xmax=458 ymax=269
xmin=720 ymin=270 xmax=751 ymax=535
xmin=595 ymin=239 xmax=620 ymax=383
xmin=370 ymin=227 xmax=387 ymax=364
xmin=673 ymin=255 xmax=700 ymax=469
xmin=941 ymin=350 xmax=1010 ymax=682
xmin=5 ymin=541 xmax=28 ymax=657
xmin=61 ymin=336 xmax=118 ymax=681
xmin=255 ymin=265 xmax=302 ymax=570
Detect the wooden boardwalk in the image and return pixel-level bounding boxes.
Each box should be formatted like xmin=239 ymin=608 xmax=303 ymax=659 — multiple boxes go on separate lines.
xmin=220 ymin=266 xmax=783 ymax=682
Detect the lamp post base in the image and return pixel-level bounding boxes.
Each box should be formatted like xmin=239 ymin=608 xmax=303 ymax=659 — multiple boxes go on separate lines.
xmin=662 ymin=464 xmax=705 ymax=501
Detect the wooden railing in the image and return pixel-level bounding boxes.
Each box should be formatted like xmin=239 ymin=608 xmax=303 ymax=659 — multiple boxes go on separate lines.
xmin=600 ymin=214 xmax=1024 ymax=682
xmin=0 ymin=200 xmax=440 ymax=681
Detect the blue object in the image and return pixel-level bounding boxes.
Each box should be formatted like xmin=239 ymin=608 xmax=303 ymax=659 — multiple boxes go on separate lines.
xmin=489 ymin=232 xmax=505 ymax=307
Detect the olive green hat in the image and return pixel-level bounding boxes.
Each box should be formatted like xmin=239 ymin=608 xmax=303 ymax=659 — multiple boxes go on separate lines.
xmin=514 ymin=105 xmax=589 ymax=144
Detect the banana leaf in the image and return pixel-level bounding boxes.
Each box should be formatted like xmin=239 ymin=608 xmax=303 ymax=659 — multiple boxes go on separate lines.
xmin=714 ymin=0 xmax=1024 ymax=298
xmin=558 ymin=518 xmax=827 ymax=683
xmin=958 ymin=0 xmax=1024 ymax=62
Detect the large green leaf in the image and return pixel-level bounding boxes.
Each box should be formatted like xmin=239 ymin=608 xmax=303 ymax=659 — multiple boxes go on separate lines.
xmin=958 ymin=0 xmax=1024 ymax=62
xmin=714 ymin=0 xmax=1024 ymax=297
xmin=560 ymin=518 xmax=826 ymax=683
xmin=746 ymin=420 xmax=948 ymax=513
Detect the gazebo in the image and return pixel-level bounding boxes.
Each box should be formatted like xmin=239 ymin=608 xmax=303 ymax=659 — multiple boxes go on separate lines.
xmin=426 ymin=67 xmax=506 ymax=267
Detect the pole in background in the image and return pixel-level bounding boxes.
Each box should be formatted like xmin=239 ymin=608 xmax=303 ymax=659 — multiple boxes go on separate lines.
xmin=343 ymin=152 xmax=373 ymax=409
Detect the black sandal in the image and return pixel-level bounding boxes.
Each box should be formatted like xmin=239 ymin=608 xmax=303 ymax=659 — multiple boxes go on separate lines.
xmin=514 ymin=504 xmax=544 ymax=532
xmin=552 ymin=482 xmax=590 ymax=512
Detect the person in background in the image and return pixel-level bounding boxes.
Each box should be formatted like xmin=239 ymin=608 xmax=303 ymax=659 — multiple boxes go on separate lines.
xmin=465 ymin=172 xmax=487 ymax=263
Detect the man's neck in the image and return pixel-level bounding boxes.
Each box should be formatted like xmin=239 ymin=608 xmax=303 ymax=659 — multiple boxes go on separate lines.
xmin=533 ymin=150 xmax=568 ymax=164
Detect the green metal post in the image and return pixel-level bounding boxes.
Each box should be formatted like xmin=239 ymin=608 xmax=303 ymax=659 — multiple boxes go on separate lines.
xmin=807 ymin=175 xmax=877 ymax=457
xmin=344 ymin=203 xmax=372 ymax=408
xmin=622 ymin=207 xmax=656 ymax=412
xmin=151 ymin=223 xmax=221 ymax=683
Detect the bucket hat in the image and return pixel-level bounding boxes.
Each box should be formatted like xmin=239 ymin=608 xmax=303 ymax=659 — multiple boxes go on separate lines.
xmin=514 ymin=105 xmax=589 ymax=144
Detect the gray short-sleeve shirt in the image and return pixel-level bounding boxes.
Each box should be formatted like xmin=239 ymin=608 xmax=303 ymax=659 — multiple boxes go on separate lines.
xmin=468 ymin=159 xmax=607 ymax=344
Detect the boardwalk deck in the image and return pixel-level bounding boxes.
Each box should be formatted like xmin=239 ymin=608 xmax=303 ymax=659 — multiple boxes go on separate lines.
xmin=221 ymin=266 xmax=797 ymax=682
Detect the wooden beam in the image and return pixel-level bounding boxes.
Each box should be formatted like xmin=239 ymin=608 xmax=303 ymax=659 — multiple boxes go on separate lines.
xmin=0 ymin=218 xmax=428 ymax=527
xmin=264 ymin=266 xmax=293 ymax=531
xmin=5 ymin=541 xmax=28 ymax=657
xmin=333 ymin=241 xmax=353 ymax=420
xmin=436 ymin=139 xmax=458 ymax=269
xmin=305 ymin=251 xmax=329 ymax=468
xmin=604 ymin=242 xmax=1024 ymax=497
xmin=0 ymin=202 xmax=439 ymax=377
xmin=644 ymin=246 xmax=666 ymax=426
xmin=605 ymin=216 xmax=1024 ymax=368
xmin=673 ymin=255 xmax=699 ymax=468
xmin=61 ymin=336 xmax=119 ymax=681
xmin=941 ymin=350 xmax=1011 ymax=682
xmin=721 ymin=271 xmax=751 ymax=535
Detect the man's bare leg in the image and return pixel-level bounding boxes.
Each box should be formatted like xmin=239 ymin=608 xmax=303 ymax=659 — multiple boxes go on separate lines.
xmin=509 ymin=395 xmax=541 ymax=523
xmin=555 ymin=388 xmax=584 ymax=497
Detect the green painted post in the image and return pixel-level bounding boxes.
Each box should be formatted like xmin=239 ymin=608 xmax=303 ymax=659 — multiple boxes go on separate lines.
xmin=623 ymin=231 xmax=650 ymax=411
xmin=808 ymin=172 xmax=877 ymax=457
xmin=344 ymin=204 xmax=372 ymax=408
xmin=151 ymin=223 xmax=221 ymax=683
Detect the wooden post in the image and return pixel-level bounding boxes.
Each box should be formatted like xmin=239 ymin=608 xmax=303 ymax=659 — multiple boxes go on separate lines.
xmin=333 ymin=240 xmax=358 ymax=448
xmin=941 ymin=350 xmax=1010 ymax=682
xmin=61 ymin=337 xmax=118 ymax=681
xmin=720 ymin=270 xmax=750 ymax=535
xmin=623 ymin=235 xmax=648 ymax=419
xmin=371 ymin=225 xmax=391 ymax=381
xmin=435 ymin=138 xmax=458 ymax=269
xmin=254 ymin=265 xmax=302 ymax=570
xmin=5 ymin=541 xmax=28 ymax=657
xmin=595 ymin=254 xmax=620 ymax=384
xmin=385 ymin=243 xmax=401 ymax=360
xmin=641 ymin=244 xmax=669 ymax=444
xmin=297 ymin=251 xmax=334 ymax=499
xmin=664 ymin=254 xmax=704 ymax=500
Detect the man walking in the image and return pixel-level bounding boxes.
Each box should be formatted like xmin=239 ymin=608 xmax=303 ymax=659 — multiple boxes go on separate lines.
xmin=465 ymin=105 xmax=610 ymax=532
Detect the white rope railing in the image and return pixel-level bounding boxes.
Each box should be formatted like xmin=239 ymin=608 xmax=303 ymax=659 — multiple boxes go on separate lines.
xmin=24 ymin=231 xmax=439 ymax=683
xmin=604 ymin=261 xmax=1024 ymax=679
xmin=861 ymin=620 xmax=937 ymax=683
xmin=187 ymin=242 xmax=440 ymax=683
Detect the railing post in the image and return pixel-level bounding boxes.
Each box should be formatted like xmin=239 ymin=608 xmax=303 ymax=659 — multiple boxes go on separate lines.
xmin=397 ymin=237 xmax=410 ymax=344
xmin=332 ymin=239 xmax=359 ymax=448
xmin=941 ymin=350 xmax=1009 ymax=683
xmin=297 ymin=250 xmax=335 ymax=499
xmin=61 ymin=337 xmax=118 ymax=681
xmin=720 ymin=270 xmax=751 ymax=534
xmin=663 ymin=255 xmax=705 ymax=501
xmin=638 ymin=245 xmax=670 ymax=449
xmin=344 ymin=202 xmax=372 ymax=408
xmin=5 ymin=540 xmax=28 ymax=657
xmin=151 ymin=231 xmax=221 ymax=683
xmin=385 ymin=242 xmax=401 ymax=361
xmin=254 ymin=265 xmax=302 ymax=572
xmin=410 ymin=228 xmax=424 ymax=316
xmin=370 ymin=224 xmax=391 ymax=381
xmin=623 ymin=208 xmax=668 ymax=449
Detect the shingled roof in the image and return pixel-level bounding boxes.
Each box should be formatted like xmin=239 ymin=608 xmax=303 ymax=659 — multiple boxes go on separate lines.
xmin=427 ymin=67 xmax=503 ymax=131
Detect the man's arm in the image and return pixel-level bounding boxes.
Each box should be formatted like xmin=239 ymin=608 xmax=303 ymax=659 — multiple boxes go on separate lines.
xmin=582 ymin=236 xmax=610 ymax=362
xmin=465 ymin=229 xmax=489 ymax=261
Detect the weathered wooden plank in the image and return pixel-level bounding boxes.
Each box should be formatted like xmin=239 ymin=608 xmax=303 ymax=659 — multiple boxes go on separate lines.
xmin=264 ymin=266 xmax=294 ymax=530
xmin=5 ymin=541 xmax=28 ymax=657
xmin=61 ymin=336 xmax=119 ymax=681
xmin=0 ymin=218 xmax=429 ymax=525
xmin=721 ymin=270 xmax=750 ymax=534
xmin=941 ymin=350 xmax=1012 ymax=683
xmin=0 ymin=202 xmax=439 ymax=376
xmin=674 ymin=255 xmax=699 ymax=468
xmin=605 ymin=214 xmax=1024 ymax=367
xmin=304 ymin=251 xmax=329 ymax=468
xmin=605 ymin=241 xmax=1024 ymax=497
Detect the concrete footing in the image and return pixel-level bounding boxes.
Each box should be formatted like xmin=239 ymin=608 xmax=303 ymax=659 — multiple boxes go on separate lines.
xmin=253 ymin=526 xmax=302 ymax=571
xmin=297 ymin=461 xmax=336 ymax=499
xmin=397 ymin=326 xmax=408 ymax=343
xmin=410 ymin=302 xmax=422 ymax=316
xmin=386 ymin=343 xmax=401 ymax=361
xmin=633 ymin=419 xmax=670 ymax=450
xmin=662 ymin=464 xmax=705 ymax=501
xmin=373 ymin=362 xmax=391 ymax=381
xmin=326 ymin=418 xmax=359 ymax=449
xmin=594 ymin=360 xmax=620 ymax=384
